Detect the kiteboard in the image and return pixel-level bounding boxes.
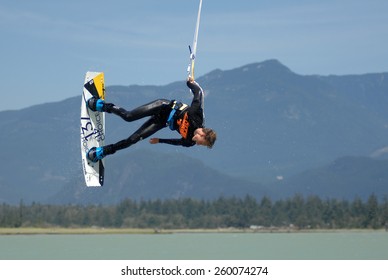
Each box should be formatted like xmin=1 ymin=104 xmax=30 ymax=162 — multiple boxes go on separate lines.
xmin=80 ymin=72 xmax=106 ymax=187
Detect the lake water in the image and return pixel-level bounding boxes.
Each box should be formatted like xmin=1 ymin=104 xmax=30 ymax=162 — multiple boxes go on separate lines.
xmin=1 ymin=231 xmax=387 ymax=260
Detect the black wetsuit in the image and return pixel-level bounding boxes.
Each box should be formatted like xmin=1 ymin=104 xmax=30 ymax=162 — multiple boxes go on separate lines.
xmin=103 ymin=80 xmax=205 ymax=156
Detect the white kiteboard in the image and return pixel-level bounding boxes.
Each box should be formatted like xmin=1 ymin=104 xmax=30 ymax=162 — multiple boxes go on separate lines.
xmin=80 ymin=72 xmax=105 ymax=187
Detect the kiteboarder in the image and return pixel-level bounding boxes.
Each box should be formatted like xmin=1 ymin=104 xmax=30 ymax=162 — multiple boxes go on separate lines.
xmin=86 ymin=77 xmax=216 ymax=162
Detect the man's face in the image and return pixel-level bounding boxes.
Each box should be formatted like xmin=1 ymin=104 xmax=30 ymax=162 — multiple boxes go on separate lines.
xmin=192 ymin=128 xmax=208 ymax=146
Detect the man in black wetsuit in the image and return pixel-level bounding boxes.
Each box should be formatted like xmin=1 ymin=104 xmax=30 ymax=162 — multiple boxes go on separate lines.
xmin=86 ymin=77 xmax=217 ymax=162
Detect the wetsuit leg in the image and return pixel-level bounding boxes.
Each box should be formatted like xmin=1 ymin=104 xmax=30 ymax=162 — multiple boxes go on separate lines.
xmin=108 ymin=99 xmax=170 ymax=122
xmin=103 ymin=116 xmax=166 ymax=155
xmin=101 ymin=99 xmax=172 ymax=155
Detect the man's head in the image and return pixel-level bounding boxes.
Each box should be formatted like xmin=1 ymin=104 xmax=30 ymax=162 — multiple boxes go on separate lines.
xmin=193 ymin=128 xmax=217 ymax=148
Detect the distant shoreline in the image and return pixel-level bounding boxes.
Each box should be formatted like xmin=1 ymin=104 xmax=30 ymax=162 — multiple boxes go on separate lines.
xmin=0 ymin=227 xmax=386 ymax=235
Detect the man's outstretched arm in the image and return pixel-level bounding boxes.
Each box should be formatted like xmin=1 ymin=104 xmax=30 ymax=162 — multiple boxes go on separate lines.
xmin=149 ymin=138 xmax=194 ymax=147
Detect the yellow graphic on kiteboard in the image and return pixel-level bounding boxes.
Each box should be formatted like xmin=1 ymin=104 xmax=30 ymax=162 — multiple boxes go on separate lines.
xmin=84 ymin=72 xmax=105 ymax=100
xmin=80 ymin=72 xmax=106 ymax=187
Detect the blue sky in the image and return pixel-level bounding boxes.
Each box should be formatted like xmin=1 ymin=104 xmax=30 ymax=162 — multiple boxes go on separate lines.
xmin=1 ymin=0 xmax=387 ymax=111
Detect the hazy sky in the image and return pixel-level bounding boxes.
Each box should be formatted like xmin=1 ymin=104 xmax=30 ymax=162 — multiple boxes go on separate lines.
xmin=1 ymin=0 xmax=387 ymax=111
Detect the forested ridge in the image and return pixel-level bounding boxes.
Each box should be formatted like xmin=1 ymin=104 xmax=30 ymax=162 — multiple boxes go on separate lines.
xmin=3 ymin=60 xmax=388 ymax=205
xmin=1 ymin=194 xmax=387 ymax=230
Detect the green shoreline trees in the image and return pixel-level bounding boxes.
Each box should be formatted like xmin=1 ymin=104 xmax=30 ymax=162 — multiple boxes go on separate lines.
xmin=1 ymin=194 xmax=387 ymax=230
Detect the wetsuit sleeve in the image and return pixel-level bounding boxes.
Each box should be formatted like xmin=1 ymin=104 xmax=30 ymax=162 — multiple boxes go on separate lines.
xmin=158 ymin=138 xmax=195 ymax=147
xmin=186 ymin=80 xmax=204 ymax=112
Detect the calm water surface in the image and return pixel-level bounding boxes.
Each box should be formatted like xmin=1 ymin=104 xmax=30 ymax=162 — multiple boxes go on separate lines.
xmin=1 ymin=231 xmax=387 ymax=260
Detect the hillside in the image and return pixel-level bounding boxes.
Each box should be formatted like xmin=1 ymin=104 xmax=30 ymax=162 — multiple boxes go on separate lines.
xmin=272 ymin=156 xmax=388 ymax=200
xmin=1 ymin=59 xmax=388 ymax=204
xmin=49 ymin=149 xmax=270 ymax=205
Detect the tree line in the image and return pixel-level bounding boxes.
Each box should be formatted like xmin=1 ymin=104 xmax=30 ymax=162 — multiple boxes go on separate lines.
xmin=1 ymin=194 xmax=388 ymax=229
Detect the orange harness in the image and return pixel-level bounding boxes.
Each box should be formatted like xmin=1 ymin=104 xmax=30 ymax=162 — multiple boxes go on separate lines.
xmin=177 ymin=112 xmax=190 ymax=139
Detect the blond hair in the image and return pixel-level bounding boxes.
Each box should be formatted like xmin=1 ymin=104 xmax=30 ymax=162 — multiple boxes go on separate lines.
xmin=203 ymin=128 xmax=217 ymax=148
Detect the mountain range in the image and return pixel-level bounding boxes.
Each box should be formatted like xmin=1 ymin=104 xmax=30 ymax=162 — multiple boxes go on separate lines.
xmin=1 ymin=59 xmax=387 ymax=205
